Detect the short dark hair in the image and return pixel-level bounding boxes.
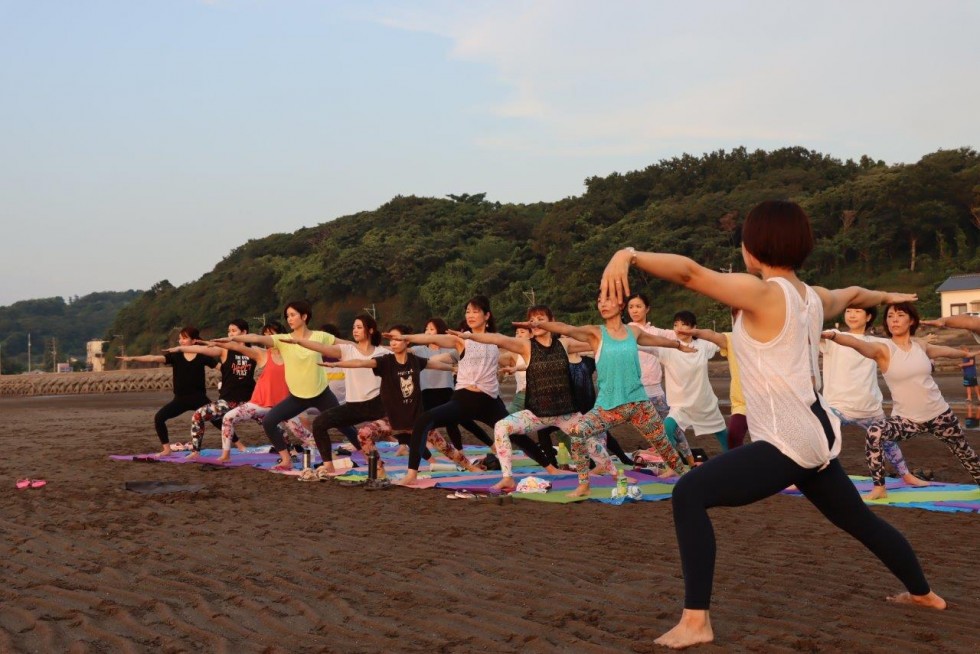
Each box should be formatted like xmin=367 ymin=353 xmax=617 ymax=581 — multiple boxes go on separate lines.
xmin=845 ymin=305 xmax=877 ymax=326
xmin=283 ymin=300 xmax=312 ymax=324
xmin=742 ymin=200 xmax=814 ymax=270
xmin=229 ymin=318 xmax=249 ymax=333
xmin=262 ymin=321 xmax=285 ymax=335
xmin=466 ymin=295 xmax=496 ymax=333
xmin=426 ymin=317 xmax=449 ymax=334
xmin=626 ymin=292 xmax=650 ymax=308
xmin=672 ymin=311 xmax=697 ymax=327
xmin=354 ymin=313 xmax=382 ymax=346
xmin=179 ymin=325 xmax=200 ymax=341
xmin=882 ymin=302 xmax=920 ymax=337
xmin=526 ymin=304 xmax=554 ymax=321
xmin=387 ymin=324 xmax=413 ymax=336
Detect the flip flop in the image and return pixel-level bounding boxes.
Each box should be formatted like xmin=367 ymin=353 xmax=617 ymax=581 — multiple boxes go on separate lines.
xmin=16 ymin=479 xmax=30 ymax=490
xmin=30 ymin=479 xmax=46 ymax=489
xmin=270 ymin=464 xmax=293 ymax=472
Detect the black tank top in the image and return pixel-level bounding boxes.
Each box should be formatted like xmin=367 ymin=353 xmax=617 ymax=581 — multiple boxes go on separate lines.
xmin=219 ymin=352 xmax=257 ymax=403
xmin=525 ymin=338 xmax=576 ymax=417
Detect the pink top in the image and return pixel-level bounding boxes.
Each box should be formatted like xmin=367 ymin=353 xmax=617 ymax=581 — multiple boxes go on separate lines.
xmin=250 ymin=353 xmax=290 ymax=408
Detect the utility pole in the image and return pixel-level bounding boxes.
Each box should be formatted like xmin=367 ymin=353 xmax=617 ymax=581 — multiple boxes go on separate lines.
xmin=27 ymin=332 xmax=31 ymax=373
xmin=362 ymin=304 xmax=377 ymax=320
xmin=49 ymin=337 xmax=57 ymax=372
xmin=523 ymin=288 xmax=536 ymax=306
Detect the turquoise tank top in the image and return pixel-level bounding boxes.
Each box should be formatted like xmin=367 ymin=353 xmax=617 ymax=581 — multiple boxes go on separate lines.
xmin=595 ymin=325 xmax=648 ymax=410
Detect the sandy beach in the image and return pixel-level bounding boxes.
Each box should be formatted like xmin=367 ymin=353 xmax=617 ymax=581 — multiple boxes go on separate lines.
xmin=1 ymin=388 xmax=978 ymax=653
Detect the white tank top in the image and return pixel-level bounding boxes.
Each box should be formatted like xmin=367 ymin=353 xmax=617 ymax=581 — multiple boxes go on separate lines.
xmin=733 ymin=277 xmax=841 ymax=469
xmin=881 ymin=340 xmax=949 ymax=423
xmin=455 ymin=339 xmax=500 ymax=397
xmin=514 ymin=354 xmax=527 ymax=393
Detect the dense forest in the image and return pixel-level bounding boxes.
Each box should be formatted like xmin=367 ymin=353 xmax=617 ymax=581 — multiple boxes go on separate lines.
xmin=8 ymin=146 xmax=978 ymax=370
xmin=0 ymin=291 xmax=142 ymax=373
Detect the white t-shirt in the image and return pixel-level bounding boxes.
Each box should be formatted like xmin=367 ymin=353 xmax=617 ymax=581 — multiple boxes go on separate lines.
xmin=881 ymin=340 xmax=949 ymax=423
xmin=654 ymin=338 xmax=726 ymax=434
xmin=820 ymin=332 xmax=885 ymax=419
xmin=455 ymin=339 xmax=500 ymax=397
xmin=339 ymin=344 xmax=391 ymax=403
xmin=631 ymin=322 xmax=674 ymax=398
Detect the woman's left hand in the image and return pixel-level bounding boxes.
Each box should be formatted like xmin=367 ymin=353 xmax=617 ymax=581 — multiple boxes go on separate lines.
xmin=600 ymin=248 xmax=633 ymax=305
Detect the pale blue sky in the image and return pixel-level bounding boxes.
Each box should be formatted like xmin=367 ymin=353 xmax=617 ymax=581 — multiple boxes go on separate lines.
xmin=1 ymin=0 xmax=977 ymax=306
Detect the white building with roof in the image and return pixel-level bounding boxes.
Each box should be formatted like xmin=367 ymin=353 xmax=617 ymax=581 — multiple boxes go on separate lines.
xmin=937 ymin=273 xmax=980 ymax=316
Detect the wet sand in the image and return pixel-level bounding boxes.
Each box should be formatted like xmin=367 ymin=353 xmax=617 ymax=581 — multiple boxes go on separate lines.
xmin=1 ymin=389 xmax=978 ymax=653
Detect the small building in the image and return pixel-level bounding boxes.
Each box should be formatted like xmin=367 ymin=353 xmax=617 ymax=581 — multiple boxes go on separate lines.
xmin=937 ymin=274 xmax=980 ymax=316
xmin=86 ymin=340 xmax=106 ymax=372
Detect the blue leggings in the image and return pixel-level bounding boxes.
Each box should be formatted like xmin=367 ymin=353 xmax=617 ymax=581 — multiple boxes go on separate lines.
xmin=664 ymin=417 xmax=729 ymax=455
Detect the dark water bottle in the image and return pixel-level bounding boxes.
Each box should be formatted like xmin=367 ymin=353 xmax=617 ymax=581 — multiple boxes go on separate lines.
xmin=367 ymin=450 xmax=379 ymax=480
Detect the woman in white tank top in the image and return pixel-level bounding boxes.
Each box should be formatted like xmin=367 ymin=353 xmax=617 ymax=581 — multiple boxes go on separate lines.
xmin=826 ymin=302 xmax=980 ymax=498
xmin=600 ymin=200 xmax=945 ymax=650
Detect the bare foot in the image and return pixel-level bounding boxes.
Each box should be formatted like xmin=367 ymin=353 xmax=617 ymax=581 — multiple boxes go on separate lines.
xmin=654 ymin=609 xmax=714 ymax=649
xmin=901 ymin=472 xmax=930 ymax=487
xmin=865 ymin=485 xmax=888 ymax=501
xmin=544 ymin=465 xmax=562 ymax=475
xmin=491 ymin=477 xmax=517 ymax=492
xmin=235 ymin=441 xmax=247 ymax=452
xmin=395 ymin=445 xmax=409 ymax=457
xmin=886 ymin=591 xmax=947 ymax=610
xmin=217 ymin=452 xmax=231 ymax=462
xmin=186 ymin=450 xmax=199 ymax=459
xmin=398 ymin=470 xmax=419 ymax=486
xmin=567 ymin=483 xmax=591 ymax=498
xmin=157 ymin=445 xmax=173 ymax=457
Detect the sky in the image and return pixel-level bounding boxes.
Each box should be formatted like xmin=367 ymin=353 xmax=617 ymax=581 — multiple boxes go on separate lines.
xmin=1 ymin=0 xmax=977 ymax=306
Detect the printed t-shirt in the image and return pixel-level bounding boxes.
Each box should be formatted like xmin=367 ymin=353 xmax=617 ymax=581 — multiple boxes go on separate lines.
xmin=374 ymin=353 xmax=425 ymax=431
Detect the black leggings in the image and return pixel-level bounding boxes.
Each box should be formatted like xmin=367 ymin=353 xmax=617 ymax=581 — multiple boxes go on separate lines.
xmin=155 ymin=394 xmax=210 ymax=444
xmin=311 ymin=396 xmax=386 ymax=461
xmin=262 ymin=388 xmax=339 ymax=451
xmin=409 ymin=389 xmax=549 ymax=471
xmin=421 ymin=387 xmax=492 ymax=448
xmin=671 ymin=440 xmax=930 ymax=609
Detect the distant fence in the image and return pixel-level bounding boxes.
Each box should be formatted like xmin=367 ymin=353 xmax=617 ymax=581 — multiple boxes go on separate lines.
xmin=0 ymin=368 xmax=220 ymax=397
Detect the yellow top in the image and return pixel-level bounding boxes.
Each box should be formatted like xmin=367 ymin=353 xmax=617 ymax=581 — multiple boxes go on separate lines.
xmin=270 ymin=331 xmax=335 ymax=399
xmin=721 ymin=332 xmax=746 ymax=415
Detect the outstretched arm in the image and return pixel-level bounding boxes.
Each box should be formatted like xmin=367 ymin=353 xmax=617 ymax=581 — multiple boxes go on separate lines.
xmin=280 ymin=337 xmax=343 ymax=359
xmin=425 ymin=360 xmax=455 ymax=372
xmin=197 ymin=339 xmax=266 ymax=362
xmin=924 ymin=344 xmax=972 ymax=361
xmin=116 ymin=354 xmax=166 ymax=364
xmin=513 ymin=320 xmax=600 ymax=349
xmin=447 ymin=329 xmax=530 ymax=357
xmin=320 ymin=358 xmax=377 ymax=369
xmin=822 ymin=331 xmax=889 ymax=368
xmin=163 ymin=344 xmax=224 ymax=358
xmin=386 ymin=332 xmax=460 ymax=350
xmin=922 ymin=315 xmax=980 ymax=333
xmin=630 ymin=326 xmax=694 ymax=352
xmin=215 ymin=333 xmax=275 ymax=348
xmin=813 ymin=287 xmax=918 ymax=321
xmin=673 ymin=326 xmax=726 ymax=349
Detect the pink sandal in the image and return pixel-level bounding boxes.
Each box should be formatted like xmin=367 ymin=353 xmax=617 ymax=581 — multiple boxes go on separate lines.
xmin=16 ymin=479 xmax=30 ymax=490
xmin=30 ymin=479 xmax=46 ymax=489
xmin=271 ymin=463 xmax=293 ymax=472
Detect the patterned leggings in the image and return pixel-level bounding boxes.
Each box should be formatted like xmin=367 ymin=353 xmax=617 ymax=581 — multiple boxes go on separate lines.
xmin=829 ymin=408 xmax=910 ymax=477
xmin=568 ymin=401 xmax=685 ymax=485
xmin=221 ymin=403 xmax=312 ymax=452
xmin=494 ymin=410 xmax=582 ymax=477
xmin=190 ymin=400 xmax=242 ymax=451
xmin=866 ymin=408 xmax=980 ymax=487
xmin=649 ymin=395 xmax=693 ymax=460
xmin=355 ymin=418 xmax=469 ymax=467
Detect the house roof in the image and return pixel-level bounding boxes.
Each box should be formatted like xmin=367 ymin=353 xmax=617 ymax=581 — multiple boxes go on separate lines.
xmin=937 ymin=274 xmax=980 ymax=293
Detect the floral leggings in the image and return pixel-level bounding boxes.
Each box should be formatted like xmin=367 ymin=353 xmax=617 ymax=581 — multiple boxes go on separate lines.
xmin=356 ymin=418 xmax=470 ymax=468
xmin=568 ymin=400 xmax=686 ymax=485
xmin=190 ymin=400 xmax=241 ymax=451
xmin=649 ymin=394 xmax=693 ymax=460
xmin=221 ymin=402 xmax=312 ymax=452
xmin=494 ymin=410 xmax=582 ymax=477
xmin=829 ymin=408 xmax=910 ymax=477
xmin=866 ymin=408 xmax=980 ymax=487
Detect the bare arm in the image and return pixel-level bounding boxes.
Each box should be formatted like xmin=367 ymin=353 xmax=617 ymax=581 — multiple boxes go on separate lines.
xmin=116 ymin=354 xmax=166 ymax=364
xmin=674 ymin=326 xmax=727 ymax=349
xmin=921 ymin=315 xmax=980 ymax=333
xmin=425 ymin=360 xmax=455 ymax=372
xmin=197 ymin=339 xmax=266 ymax=363
xmin=387 ymin=332 xmax=461 ymax=350
xmin=320 ymin=358 xmax=377 ymax=369
xmin=924 ymin=344 xmax=971 ymax=361
xmin=822 ymin=331 xmax=889 ymax=369
xmin=447 ymin=329 xmax=531 ymax=357
xmin=562 ymin=338 xmax=593 ymax=355
xmin=279 ymin=337 xmax=343 ymax=359
xmin=812 ymin=287 xmax=917 ymax=320
xmin=164 ymin=344 xmax=224 ymax=358
xmin=630 ymin=326 xmax=694 ymax=351
xmin=513 ymin=320 xmax=600 ymax=349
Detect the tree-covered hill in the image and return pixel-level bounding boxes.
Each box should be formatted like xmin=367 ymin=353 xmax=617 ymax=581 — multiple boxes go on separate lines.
xmin=0 ymin=291 xmax=142 ymax=373
xmin=107 ymin=146 xmax=979 ymax=359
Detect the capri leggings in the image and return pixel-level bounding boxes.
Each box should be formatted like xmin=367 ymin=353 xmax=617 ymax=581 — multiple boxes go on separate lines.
xmin=494 ymin=410 xmax=582 ymax=477
xmin=671 ymin=440 xmax=930 ymax=609
xmin=408 ymin=389 xmax=550 ymax=471
xmin=262 ymin=388 xmax=339 ymax=452
xmin=866 ymin=408 xmax=980 ymax=487
xmin=649 ymin=395 xmax=694 ymax=460
xmin=664 ymin=417 xmax=729 ymax=454
xmin=189 ymin=399 xmax=242 ymax=451
xmin=356 ymin=418 xmax=467 ymax=468
xmin=155 ymin=394 xmax=211 ymax=444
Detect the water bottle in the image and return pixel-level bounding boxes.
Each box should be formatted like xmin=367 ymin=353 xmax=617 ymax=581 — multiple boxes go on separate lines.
xmin=616 ymin=474 xmax=628 ymax=496
xmin=556 ymin=443 xmax=571 ymax=468
xmin=368 ymin=450 xmax=379 ymax=481
xmin=302 ymin=447 xmax=312 ymax=470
